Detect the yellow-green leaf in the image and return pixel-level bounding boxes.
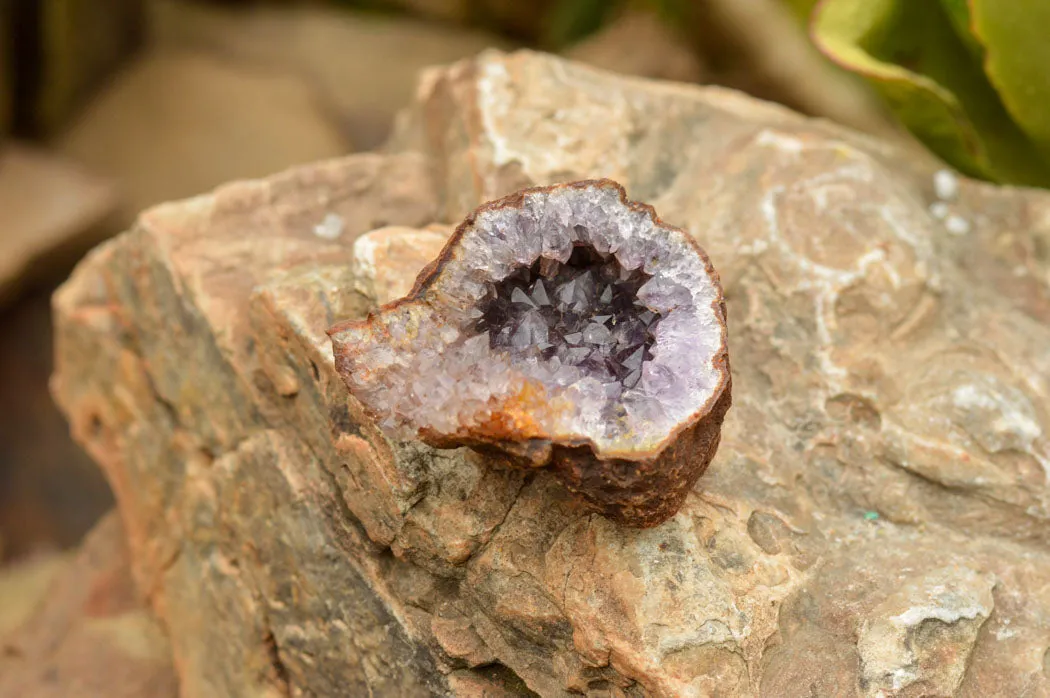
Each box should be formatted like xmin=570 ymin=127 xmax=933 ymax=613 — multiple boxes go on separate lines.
xmin=813 ymin=0 xmax=1050 ymax=187
xmin=542 ymin=0 xmax=620 ymax=49
xmin=937 ymin=0 xmax=984 ymax=60
xmin=970 ymin=0 xmax=1050 ymax=162
xmin=783 ymin=0 xmax=820 ymax=22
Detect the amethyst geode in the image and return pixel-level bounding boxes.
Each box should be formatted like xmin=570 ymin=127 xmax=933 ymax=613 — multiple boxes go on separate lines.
xmin=328 ymin=180 xmax=731 ymax=527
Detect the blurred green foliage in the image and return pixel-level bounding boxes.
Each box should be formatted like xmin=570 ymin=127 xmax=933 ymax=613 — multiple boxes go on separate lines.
xmin=329 ymin=0 xmax=694 ymax=50
xmin=541 ymin=0 xmax=618 ymax=48
xmin=813 ymin=0 xmax=1050 ymax=188
xmin=332 ymin=0 xmax=690 ymax=49
xmin=539 ymin=0 xmax=693 ymax=47
xmin=4 ymin=0 xmax=144 ymax=138
xmin=783 ymin=0 xmax=820 ymax=23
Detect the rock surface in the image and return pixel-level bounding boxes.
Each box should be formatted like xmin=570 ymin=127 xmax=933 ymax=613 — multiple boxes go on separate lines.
xmin=0 ymin=551 xmax=69 ymax=638
xmin=149 ymin=0 xmax=508 ymax=151
xmin=0 ymin=143 xmax=116 ymax=307
xmin=52 ymin=50 xmax=1050 ymax=697
xmin=56 ymin=48 xmax=350 ymax=227
xmin=564 ymin=10 xmax=704 ymax=84
xmin=0 ymin=513 xmax=178 ymax=698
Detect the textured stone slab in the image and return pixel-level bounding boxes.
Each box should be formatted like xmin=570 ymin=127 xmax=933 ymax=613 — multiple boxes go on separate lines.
xmin=0 ymin=144 xmax=116 ymax=307
xmin=56 ymin=49 xmax=350 ymax=227
xmin=53 ymin=50 xmax=1050 ymax=697
xmin=0 ymin=513 xmax=178 ymax=698
xmin=150 ymin=0 xmax=508 ymax=150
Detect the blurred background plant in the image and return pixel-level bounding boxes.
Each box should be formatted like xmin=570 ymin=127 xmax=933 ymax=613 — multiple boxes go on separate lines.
xmin=813 ymin=0 xmax=1050 ymax=187
xmin=0 ymin=0 xmax=1043 ymax=587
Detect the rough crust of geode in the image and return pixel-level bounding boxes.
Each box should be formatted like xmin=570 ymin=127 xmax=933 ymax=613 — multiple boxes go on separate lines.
xmin=328 ymin=179 xmax=731 ymax=527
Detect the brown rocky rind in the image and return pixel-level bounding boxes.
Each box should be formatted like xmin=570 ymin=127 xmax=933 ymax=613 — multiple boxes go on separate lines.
xmin=550 ymin=375 xmax=732 ymax=527
xmin=329 ymin=179 xmax=732 ymax=527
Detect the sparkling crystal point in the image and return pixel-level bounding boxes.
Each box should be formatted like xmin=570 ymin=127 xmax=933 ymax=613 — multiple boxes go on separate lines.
xmin=532 ymin=279 xmax=550 ymax=306
xmin=622 ymin=346 xmax=645 ymax=371
xmin=511 ymin=287 xmax=537 ymax=307
xmin=558 ymin=279 xmax=576 ymax=307
xmin=583 ymin=323 xmax=612 ymax=345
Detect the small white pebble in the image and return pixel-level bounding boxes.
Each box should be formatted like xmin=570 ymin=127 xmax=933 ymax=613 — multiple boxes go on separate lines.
xmin=314 ymin=213 xmax=345 ymax=240
xmin=933 ymin=169 xmax=959 ymax=201
xmin=929 ymin=201 xmax=950 ymax=220
xmin=945 ymin=214 xmax=971 ymax=236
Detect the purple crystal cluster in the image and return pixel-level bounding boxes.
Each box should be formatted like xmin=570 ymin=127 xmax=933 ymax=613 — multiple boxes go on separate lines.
xmin=329 ymin=180 xmax=732 ymax=526
xmin=330 ymin=180 xmax=729 ymax=461
xmin=476 ymin=246 xmax=661 ymax=391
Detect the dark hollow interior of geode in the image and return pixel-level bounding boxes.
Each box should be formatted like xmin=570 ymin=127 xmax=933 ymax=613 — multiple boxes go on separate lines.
xmin=475 ymin=244 xmax=664 ymax=390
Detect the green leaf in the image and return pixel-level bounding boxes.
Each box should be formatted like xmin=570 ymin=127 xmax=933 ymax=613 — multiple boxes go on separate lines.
xmin=813 ymin=0 xmax=1050 ymax=187
xmin=542 ymin=0 xmax=622 ymax=49
xmin=936 ymin=0 xmax=984 ymax=60
xmin=782 ymin=0 xmax=821 ymax=22
xmin=970 ymin=0 xmax=1050 ymax=162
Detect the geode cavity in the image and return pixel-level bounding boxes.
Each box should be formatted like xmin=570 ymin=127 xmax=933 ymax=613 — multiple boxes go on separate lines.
xmin=328 ymin=180 xmax=731 ymax=527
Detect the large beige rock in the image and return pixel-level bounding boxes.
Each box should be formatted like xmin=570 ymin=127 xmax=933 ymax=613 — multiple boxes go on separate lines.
xmin=0 ymin=552 xmax=69 ymax=638
xmin=564 ymin=10 xmax=704 ymax=84
xmin=56 ymin=48 xmax=350 ymax=226
xmin=0 ymin=144 xmax=116 ymax=307
xmin=0 ymin=513 xmax=178 ymax=698
xmin=52 ymin=50 xmax=1050 ymax=697
xmin=149 ymin=0 xmax=508 ymax=150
